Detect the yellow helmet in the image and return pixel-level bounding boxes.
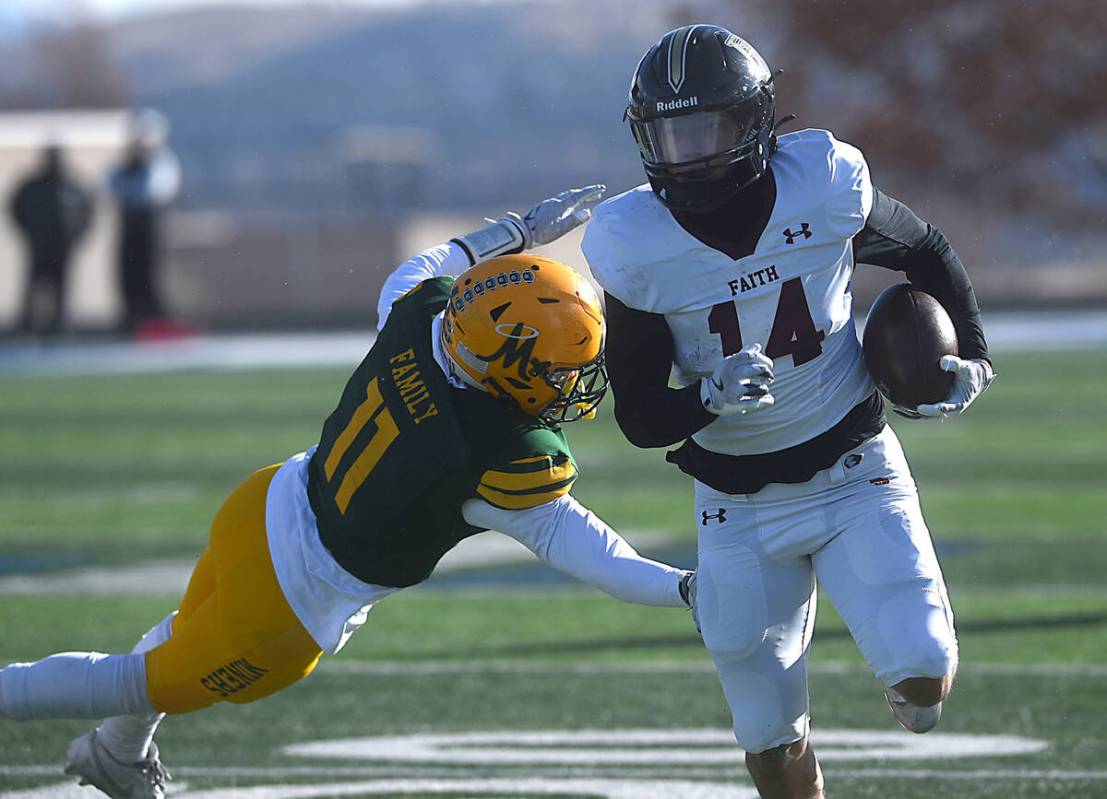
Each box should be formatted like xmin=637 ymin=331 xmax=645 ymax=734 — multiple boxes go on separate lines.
xmin=441 ymin=254 xmax=608 ymax=422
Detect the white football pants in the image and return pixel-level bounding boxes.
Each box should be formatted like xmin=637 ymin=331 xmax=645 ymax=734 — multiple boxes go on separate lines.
xmin=694 ymin=426 xmax=957 ymax=753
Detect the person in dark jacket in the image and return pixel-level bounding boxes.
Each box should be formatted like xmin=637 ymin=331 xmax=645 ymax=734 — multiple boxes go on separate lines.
xmin=9 ymin=145 xmax=92 ymax=335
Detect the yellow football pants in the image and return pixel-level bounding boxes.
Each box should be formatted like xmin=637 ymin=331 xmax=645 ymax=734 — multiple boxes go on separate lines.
xmin=145 ymin=464 xmax=323 ymax=713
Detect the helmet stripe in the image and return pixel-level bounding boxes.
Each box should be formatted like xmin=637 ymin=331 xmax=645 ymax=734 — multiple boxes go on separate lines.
xmin=667 ymin=25 xmax=697 ymax=94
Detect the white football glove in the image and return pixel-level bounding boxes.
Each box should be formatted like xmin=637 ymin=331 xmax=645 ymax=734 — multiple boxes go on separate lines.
xmin=678 ymin=570 xmax=701 ymax=635
xmin=915 ymin=355 xmax=995 ymax=418
xmin=453 ymin=185 xmax=606 ymax=263
xmin=700 ymin=344 xmax=775 ymax=417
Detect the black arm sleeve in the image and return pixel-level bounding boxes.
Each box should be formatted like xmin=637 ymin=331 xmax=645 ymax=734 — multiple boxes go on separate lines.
xmin=604 ymin=292 xmax=717 ymax=448
xmin=856 ymin=190 xmax=990 ymax=363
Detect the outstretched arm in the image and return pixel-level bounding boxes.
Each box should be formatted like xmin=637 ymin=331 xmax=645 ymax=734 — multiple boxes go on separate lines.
xmin=376 ymin=242 xmax=472 ymax=331
xmin=376 ymin=185 xmax=606 ymax=330
xmin=461 ymin=495 xmax=689 ymax=609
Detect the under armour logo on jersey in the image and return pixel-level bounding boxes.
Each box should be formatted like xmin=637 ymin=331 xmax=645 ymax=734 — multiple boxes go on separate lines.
xmin=783 ymin=223 xmax=812 ymax=244
xmin=701 ymin=508 xmax=727 ymax=525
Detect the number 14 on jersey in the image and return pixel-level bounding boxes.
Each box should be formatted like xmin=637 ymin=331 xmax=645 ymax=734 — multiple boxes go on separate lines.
xmin=709 ymin=277 xmax=826 ymax=367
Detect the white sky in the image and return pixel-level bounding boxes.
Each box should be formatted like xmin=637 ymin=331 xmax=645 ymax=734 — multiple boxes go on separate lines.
xmin=6 ymin=0 xmax=477 ymax=24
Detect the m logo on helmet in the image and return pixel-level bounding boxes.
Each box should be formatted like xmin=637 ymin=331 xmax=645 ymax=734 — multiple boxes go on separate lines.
xmin=478 ymin=324 xmax=544 ymax=381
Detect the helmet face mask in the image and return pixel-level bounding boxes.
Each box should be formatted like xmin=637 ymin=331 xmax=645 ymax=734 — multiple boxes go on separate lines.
xmin=626 ymin=25 xmax=777 ymax=212
xmin=441 ymin=255 xmax=608 ymax=424
xmin=540 ymin=355 xmax=608 ymax=423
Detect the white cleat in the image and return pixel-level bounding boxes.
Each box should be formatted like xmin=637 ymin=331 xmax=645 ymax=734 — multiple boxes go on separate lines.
xmin=884 ymin=686 xmax=942 ymax=733
xmin=64 ymin=729 xmax=170 ymax=799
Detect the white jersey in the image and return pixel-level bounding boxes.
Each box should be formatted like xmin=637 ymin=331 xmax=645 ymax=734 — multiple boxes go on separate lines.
xmin=583 ymin=129 xmax=876 ymax=456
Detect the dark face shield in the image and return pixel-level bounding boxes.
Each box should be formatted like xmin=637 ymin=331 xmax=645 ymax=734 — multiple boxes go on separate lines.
xmin=626 ymin=90 xmax=775 ymax=212
xmin=628 ymin=107 xmax=758 ymax=171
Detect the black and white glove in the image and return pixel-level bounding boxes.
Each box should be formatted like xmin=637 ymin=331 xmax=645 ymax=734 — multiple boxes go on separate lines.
xmin=453 ymin=185 xmax=606 ymax=264
xmin=700 ymin=344 xmax=775 ymax=417
xmin=678 ymin=570 xmax=701 ymax=635
xmin=915 ymin=355 xmax=995 ymax=418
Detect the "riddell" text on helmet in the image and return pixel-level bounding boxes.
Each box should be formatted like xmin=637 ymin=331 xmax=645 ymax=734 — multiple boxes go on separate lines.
xmin=656 ymin=96 xmax=699 ymax=112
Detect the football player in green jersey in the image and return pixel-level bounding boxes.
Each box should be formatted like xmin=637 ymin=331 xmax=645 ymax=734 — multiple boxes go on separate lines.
xmin=0 ymin=186 xmax=697 ymax=799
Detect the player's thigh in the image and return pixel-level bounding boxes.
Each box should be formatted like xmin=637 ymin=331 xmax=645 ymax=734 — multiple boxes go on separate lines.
xmin=146 ymin=464 xmax=323 ymax=713
xmin=696 ymin=498 xmax=817 ymax=752
xmin=174 ymin=545 xmax=216 ymax=626
xmin=814 ymin=480 xmax=957 ymax=687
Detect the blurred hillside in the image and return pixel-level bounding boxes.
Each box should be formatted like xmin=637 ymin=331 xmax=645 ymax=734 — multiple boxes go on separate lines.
xmin=0 ymin=0 xmax=1104 ymax=328
xmin=104 ymin=0 xmax=674 ymax=212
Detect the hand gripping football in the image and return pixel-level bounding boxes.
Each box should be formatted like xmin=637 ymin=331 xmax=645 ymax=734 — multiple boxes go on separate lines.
xmin=862 ymin=284 xmax=958 ymax=413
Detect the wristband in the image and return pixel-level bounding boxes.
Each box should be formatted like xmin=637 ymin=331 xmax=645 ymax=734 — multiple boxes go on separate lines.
xmin=451 ymin=217 xmax=526 ymax=265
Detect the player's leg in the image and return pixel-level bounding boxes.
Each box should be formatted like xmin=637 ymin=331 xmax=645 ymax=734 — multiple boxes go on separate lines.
xmin=64 ymin=464 xmax=322 ymax=797
xmin=0 ymin=490 xmax=226 ymax=723
xmin=696 ymin=487 xmax=824 ymax=798
xmin=92 ymin=545 xmax=218 ymax=763
xmin=143 ymin=464 xmax=323 ymax=712
xmin=744 ymin=736 xmax=823 ymax=799
xmin=813 ymin=429 xmax=958 ymax=733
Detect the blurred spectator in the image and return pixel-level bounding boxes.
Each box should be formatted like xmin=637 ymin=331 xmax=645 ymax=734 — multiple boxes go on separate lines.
xmin=9 ymin=145 xmax=92 ymax=336
xmin=108 ymin=109 xmax=180 ymax=331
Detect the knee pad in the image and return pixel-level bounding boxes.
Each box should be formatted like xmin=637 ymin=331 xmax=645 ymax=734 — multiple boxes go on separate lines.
xmin=875 ymin=586 xmax=958 ymax=686
xmin=697 ymin=550 xmax=769 ymax=660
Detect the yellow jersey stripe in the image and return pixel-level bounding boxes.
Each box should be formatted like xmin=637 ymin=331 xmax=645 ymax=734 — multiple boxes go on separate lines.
xmin=476 ymin=476 xmax=576 ymax=510
xmin=489 ymin=455 xmax=555 ymax=474
xmin=480 ymin=458 xmax=576 ymax=493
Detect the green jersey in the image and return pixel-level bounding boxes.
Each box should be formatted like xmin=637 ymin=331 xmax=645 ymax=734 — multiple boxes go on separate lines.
xmin=306 ymin=277 xmax=577 ymax=588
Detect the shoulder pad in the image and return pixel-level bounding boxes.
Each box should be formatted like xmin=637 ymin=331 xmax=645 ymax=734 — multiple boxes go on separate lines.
xmin=775 ymin=129 xmax=873 ymax=239
xmin=582 ymin=185 xmax=696 ymax=313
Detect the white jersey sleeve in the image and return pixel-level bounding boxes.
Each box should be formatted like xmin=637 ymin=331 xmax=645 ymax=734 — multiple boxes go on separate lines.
xmin=582 ymin=185 xmax=683 ymax=312
xmin=377 ymin=241 xmax=472 ymax=330
xmin=461 ymin=496 xmax=686 ymax=608
xmin=824 ymin=134 xmax=874 ymax=239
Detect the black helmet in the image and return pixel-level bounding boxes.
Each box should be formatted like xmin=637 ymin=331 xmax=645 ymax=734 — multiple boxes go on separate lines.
xmin=626 ymin=25 xmax=776 ymax=212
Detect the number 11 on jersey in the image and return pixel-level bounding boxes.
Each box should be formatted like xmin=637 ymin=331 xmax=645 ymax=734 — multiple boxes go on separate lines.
xmin=709 ymin=277 xmax=826 ymax=367
xmin=323 ymin=377 xmax=401 ymax=514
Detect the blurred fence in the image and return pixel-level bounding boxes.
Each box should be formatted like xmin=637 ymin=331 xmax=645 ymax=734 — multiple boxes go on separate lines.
xmin=1 ymin=111 xmax=1105 ymax=333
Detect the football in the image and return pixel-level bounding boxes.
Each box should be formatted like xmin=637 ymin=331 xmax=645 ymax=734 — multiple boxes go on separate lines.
xmin=862 ymin=283 xmax=959 ymax=410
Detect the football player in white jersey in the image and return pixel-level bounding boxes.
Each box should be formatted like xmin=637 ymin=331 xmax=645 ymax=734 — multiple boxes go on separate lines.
xmin=583 ymin=25 xmax=995 ymax=799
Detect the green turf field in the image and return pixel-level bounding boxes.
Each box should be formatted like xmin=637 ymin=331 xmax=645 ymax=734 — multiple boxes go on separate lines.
xmin=1 ymin=349 xmax=1106 ymax=798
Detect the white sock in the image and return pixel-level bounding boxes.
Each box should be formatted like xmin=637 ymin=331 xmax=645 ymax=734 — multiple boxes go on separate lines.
xmin=0 ymin=652 xmax=152 ymax=720
xmin=96 ymin=613 xmax=176 ymax=763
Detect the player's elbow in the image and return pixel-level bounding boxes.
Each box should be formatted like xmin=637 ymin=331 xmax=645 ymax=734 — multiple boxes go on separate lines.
xmin=614 ymin=402 xmax=681 ymax=449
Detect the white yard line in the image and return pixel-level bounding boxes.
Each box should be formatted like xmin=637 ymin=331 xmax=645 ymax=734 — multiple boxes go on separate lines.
xmin=311 ymin=658 xmax=1107 ymax=678
xmin=1 ymin=765 xmax=1104 ymax=781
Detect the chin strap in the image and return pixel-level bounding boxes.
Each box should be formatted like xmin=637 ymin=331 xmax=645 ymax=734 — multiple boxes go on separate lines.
xmin=773 ymin=113 xmax=798 ymax=134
